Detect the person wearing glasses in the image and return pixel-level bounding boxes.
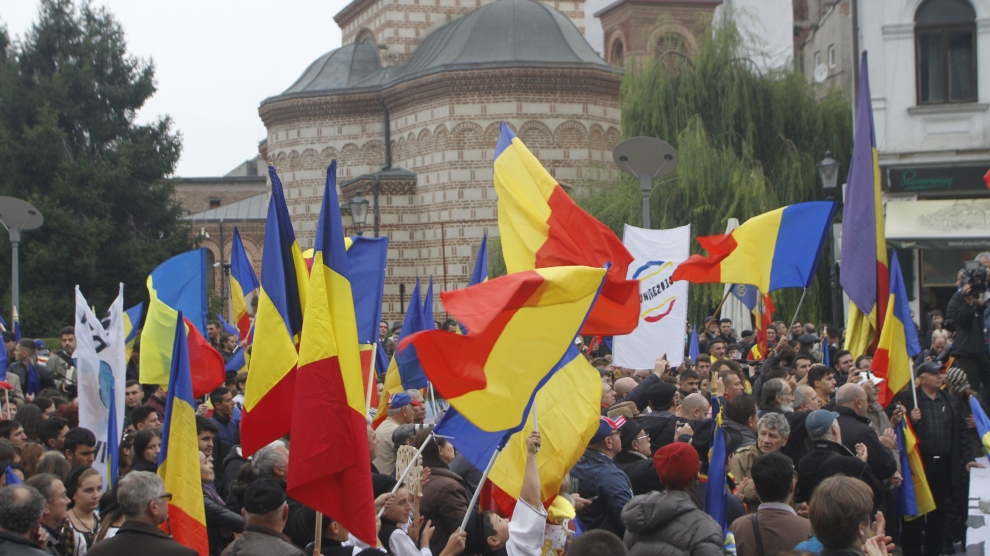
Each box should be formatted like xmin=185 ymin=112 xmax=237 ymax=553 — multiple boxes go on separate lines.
xmin=614 ymin=420 xmax=663 ymax=495
xmin=569 ymin=416 xmax=634 ymax=537
xmin=86 ymin=471 xmax=195 ymax=556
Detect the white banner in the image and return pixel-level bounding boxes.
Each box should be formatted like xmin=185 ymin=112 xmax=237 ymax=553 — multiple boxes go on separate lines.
xmin=613 ymin=224 xmax=690 ymax=369
xmin=75 ymin=285 xmax=126 ymax=486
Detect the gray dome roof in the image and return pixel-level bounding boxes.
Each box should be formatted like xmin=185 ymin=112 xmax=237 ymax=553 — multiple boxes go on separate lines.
xmin=278 ymin=39 xmax=382 ymax=97
xmin=263 ymin=0 xmax=611 ymax=104
xmin=397 ymin=0 xmax=612 ymax=80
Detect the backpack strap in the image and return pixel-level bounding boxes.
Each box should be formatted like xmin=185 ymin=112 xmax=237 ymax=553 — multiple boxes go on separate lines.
xmin=751 ymin=513 xmax=766 ymax=556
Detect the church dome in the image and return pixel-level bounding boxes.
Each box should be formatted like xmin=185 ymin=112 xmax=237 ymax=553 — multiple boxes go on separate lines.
xmin=397 ymin=0 xmax=612 ymax=81
xmin=271 ymin=38 xmax=382 ymax=101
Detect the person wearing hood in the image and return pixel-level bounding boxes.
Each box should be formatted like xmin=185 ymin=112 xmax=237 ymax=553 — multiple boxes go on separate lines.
xmin=614 ymin=420 xmax=664 ymax=496
xmin=622 ymin=442 xmax=723 ymax=556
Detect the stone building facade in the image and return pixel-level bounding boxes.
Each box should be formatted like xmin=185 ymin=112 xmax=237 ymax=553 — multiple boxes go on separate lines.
xmin=597 ymin=0 xmax=721 ymax=64
xmin=259 ymin=0 xmax=623 ymax=321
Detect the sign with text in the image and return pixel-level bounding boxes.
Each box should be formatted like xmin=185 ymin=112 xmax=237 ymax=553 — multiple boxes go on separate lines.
xmin=886 ymin=164 xmax=990 ymax=196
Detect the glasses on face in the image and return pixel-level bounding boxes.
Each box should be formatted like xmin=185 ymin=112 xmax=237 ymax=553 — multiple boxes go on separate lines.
xmin=634 ymin=434 xmax=649 ymax=443
xmin=158 ymin=493 xmax=173 ymax=501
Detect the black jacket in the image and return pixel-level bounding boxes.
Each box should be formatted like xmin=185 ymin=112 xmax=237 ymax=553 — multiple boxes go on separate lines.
xmin=204 ymin=483 xmax=244 ymax=556
xmin=218 ymin=446 xmax=247 ymax=501
xmin=86 ymin=521 xmax=198 ymax=556
xmin=834 ymin=405 xmax=897 ymax=482
xmin=615 ymin=451 xmax=665 ymax=496
xmin=0 ymin=531 xmax=50 ymax=556
xmin=721 ymin=419 xmax=757 ymax=450
xmin=795 ymin=439 xmax=884 ymax=508
xmin=946 ymin=290 xmax=985 ymax=358
xmin=641 ymin=411 xmax=679 ymax=453
xmin=892 ymin=387 xmax=975 ymax=489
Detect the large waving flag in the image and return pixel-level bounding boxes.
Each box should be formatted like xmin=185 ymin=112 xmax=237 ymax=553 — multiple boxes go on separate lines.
xmin=671 ymin=201 xmax=837 ymax=292
xmin=842 ymin=52 xmax=889 ymax=358
xmin=401 ymin=265 xmax=606 ymax=432
xmin=288 ymin=161 xmax=376 ymax=545
xmin=158 ymin=311 xmax=209 ymax=556
xmin=242 ymin=167 xmax=309 ymax=455
xmin=869 ymin=252 xmax=922 ymax=406
xmin=394 ymin=278 xmax=433 ymax=391
xmin=705 ymin=396 xmax=728 ymax=534
xmin=75 ymin=285 xmax=126 ymax=488
xmin=493 ymin=123 xmax=637 ymax=335
xmin=140 ymin=249 xmax=224 ymax=396
xmin=436 ymin=347 xmax=601 ymax=510
xmin=123 ymin=302 xmax=143 ymax=362
xmin=347 ymin=236 xmax=389 ymax=409
xmin=895 ymin=418 xmax=935 ymax=520
xmin=970 ymin=395 xmax=990 ymax=456
xmin=230 ymin=227 xmax=260 ymax=340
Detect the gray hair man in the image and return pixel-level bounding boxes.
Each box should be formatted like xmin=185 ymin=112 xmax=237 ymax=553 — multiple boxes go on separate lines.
xmin=834 ymin=384 xmax=900 ymax=488
xmin=792 ymin=385 xmax=820 ymax=412
xmin=24 ymin=473 xmax=72 ymax=555
xmin=729 ymin=412 xmax=792 ymax=511
xmin=0 ymin=485 xmax=49 ymax=555
xmin=86 ymin=471 xmax=197 ymax=556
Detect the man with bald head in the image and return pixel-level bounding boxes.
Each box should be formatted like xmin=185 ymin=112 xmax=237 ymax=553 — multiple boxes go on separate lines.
xmin=793 ymin=385 xmax=820 ymax=412
xmin=680 ymin=393 xmax=710 ymax=421
xmin=834 ymin=383 xmax=900 ymax=487
xmin=613 ymin=377 xmax=638 ymax=400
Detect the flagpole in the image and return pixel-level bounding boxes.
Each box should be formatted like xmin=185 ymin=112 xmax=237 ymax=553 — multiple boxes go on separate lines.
xmin=366 ymin=344 xmax=377 ymax=415
xmin=708 ymin=289 xmax=733 ymax=332
xmin=785 ymin=288 xmax=808 ymax=345
xmin=909 ymin=360 xmax=919 ymax=410
xmin=459 ymin=447 xmax=502 ymax=532
xmin=313 ymin=512 xmax=323 ymax=556
xmin=377 ymin=433 xmax=433 ymax=519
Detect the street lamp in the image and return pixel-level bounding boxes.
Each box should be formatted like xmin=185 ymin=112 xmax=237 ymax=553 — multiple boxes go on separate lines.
xmin=817 ymin=151 xmax=843 ymax=329
xmin=613 ymin=137 xmax=679 ymax=229
xmin=0 ymin=197 xmax=43 ymax=320
xmin=348 ymin=191 xmax=371 ymax=236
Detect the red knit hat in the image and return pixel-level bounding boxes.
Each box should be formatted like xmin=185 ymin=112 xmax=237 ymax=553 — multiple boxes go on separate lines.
xmin=653 ymin=442 xmax=699 ymax=490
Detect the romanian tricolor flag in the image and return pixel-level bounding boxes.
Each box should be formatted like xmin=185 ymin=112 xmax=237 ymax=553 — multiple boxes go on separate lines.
xmin=157 ymin=311 xmax=209 ymax=556
xmin=242 ymin=167 xmax=309 ymax=455
xmin=346 ymin=236 xmax=389 ymax=409
xmin=287 ymin=161 xmax=376 ymax=545
xmin=140 ymin=249 xmax=225 ymax=397
xmin=435 ymin=347 xmax=601 ymax=511
xmin=748 ymin=294 xmax=775 ymax=361
xmin=869 ymin=252 xmax=921 ymax=406
xmin=123 ymin=302 xmax=143 ymax=362
xmin=493 ymin=123 xmax=637 ymax=336
xmin=371 ymin=281 xmax=431 ymax=429
xmin=401 ymin=265 xmax=606 ymax=432
xmin=841 ymin=53 xmax=889 ymax=358
xmin=671 ymin=202 xmax=836 ymax=293
xmin=895 ymin=418 xmax=935 ymax=519
xmin=230 ymin=226 xmax=260 ymax=341
xmin=970 ymin=395 xmax=990 ymax=456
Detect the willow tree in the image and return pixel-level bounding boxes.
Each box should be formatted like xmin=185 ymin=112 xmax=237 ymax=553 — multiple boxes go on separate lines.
xmin=578 ymin=20 xmax=854 ymax=327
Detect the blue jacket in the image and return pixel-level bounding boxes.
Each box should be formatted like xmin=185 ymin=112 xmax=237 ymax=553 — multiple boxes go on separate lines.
xmin=211 ymin=412 xmax=240 ymax=475
xmin=571 ymin=448 xmax=634 ymax=537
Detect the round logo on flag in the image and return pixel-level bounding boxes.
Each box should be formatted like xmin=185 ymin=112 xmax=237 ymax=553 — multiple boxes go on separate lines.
xmin=632 ymin=260 xmax=678 ymax=323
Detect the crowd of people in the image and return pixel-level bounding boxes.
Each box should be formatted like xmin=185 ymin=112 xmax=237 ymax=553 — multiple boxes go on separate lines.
xmin=0 ymin=287 xmax=983 ymax=556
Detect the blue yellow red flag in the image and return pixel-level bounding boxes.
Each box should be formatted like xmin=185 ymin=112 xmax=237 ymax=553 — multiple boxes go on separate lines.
xmin=241 ymin=167 xmax=309 ymax=456
xmin=288 ymin=161 xmax=376 ymax=545
xmin=869 ymin=252 xmax=921 ymax=406
xmin=401 ymin=265 xmax=606 ymax=432
xmin=672 ymin=202 xmax=837 ymax=293
xmin=436 ymin=346 xmax=602 ymax=511
xmin=225 ymin=348 xmax=247 ymax=374
xmin=123 ymin=302 xmax=143 ymax=362
xmin=230 ymin=226 xmax=260 ymax=340
xmin=895 ymin=418 xmax=935 ymax=519
xmin=157 ymin=310 xmax=209 ymax=556
xmin=394 ymin=278 xmax=432 ymax=390
xmin=970 ymin=395 xmax=990 ymax=456
xmin=347 ymin=237 xmax=389 ymax=345
xmin=705 ymin=396 xmax=728 ymax=534
xmin=842 ymin=53 xmax=889 ymax=358
xmin=493 ymin=123 xmax=637 ymax=336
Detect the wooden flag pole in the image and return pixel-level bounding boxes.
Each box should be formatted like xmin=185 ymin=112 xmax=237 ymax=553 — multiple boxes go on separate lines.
xmin=784 ymin=288 xmax=808 ymax=345
xmin=909 ymin=360 xmax=919 ymax=410
xmin=708 ymin=289 xmax=734 ymax=333
xmin=313 ymin=512 xmax=323 ymax=556
xmin=459 ymin=447 xmax=502 ymax=532
xmin=377 ymin=433 xmax=432 ymax=519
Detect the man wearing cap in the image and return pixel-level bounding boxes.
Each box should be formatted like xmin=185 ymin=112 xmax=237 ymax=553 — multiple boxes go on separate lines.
xmin=834 ymin=384 xmax=899 ymax=487
xmin=373 ymin=393 xmax=419 ymax=476
xmin=221 ymin=479 xmax=302 ymax=556
xmin=570 ymin=417 xmax=634 ymax=537
xmin=892 ymin=361 xmax=981 ymax=556
xmin=795 ymin=409 xmax=883 ymax=508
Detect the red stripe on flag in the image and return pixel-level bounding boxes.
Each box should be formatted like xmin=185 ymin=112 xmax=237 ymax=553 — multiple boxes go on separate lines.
xmin=872 ymin=347 xmax=894 ymax=406
xmin=241 ymin=369 xmax=296 ymax=455
xmin=163 ymin=505 xmax=208 ymax=556
xmin=237 ymin=313 xmax=252 ymax=342
xmin=670 ymin=234 xmax=738 ymax=285
xmin=871 ymin=261 xmax=891 ymax=354
xmin=288 ymin=357 xmax=377 ymax=546
xmin=184 ymin=318 xmax=225 ymax=398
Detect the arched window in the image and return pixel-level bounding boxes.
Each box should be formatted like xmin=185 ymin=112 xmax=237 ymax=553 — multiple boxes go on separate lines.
xmin=916 ymin=0 xmax=977 ymax=104
xmin=610 ymin=39 xmax=625 ymax=65
xmin=656 ymin=33 xmax=688 ymax=57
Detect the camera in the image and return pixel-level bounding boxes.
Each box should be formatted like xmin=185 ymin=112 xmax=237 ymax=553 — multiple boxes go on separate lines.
xmin=961 ymin=262 xmax=988 ymax=296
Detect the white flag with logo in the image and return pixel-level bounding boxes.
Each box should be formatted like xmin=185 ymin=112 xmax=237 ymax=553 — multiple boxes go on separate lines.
xmin=75 ymin=284 xmax=126 ymax=486
xmin=613 ymin=224 xmax=690 ymax=369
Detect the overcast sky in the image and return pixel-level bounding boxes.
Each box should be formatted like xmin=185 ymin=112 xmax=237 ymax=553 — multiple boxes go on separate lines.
xmin=0 ymin=0 xmax=351 ymax=177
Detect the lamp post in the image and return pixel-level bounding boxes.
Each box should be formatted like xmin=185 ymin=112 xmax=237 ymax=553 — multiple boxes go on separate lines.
xmin=613 ymin=137 xmax=679 ymax=229
xmin=348 ymin=191 xmax=371 ymax=236
xmin=0 ymin=197 xmax=43 ymax=319
xmin=817 ymin=151 xmax=843 ymax=328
